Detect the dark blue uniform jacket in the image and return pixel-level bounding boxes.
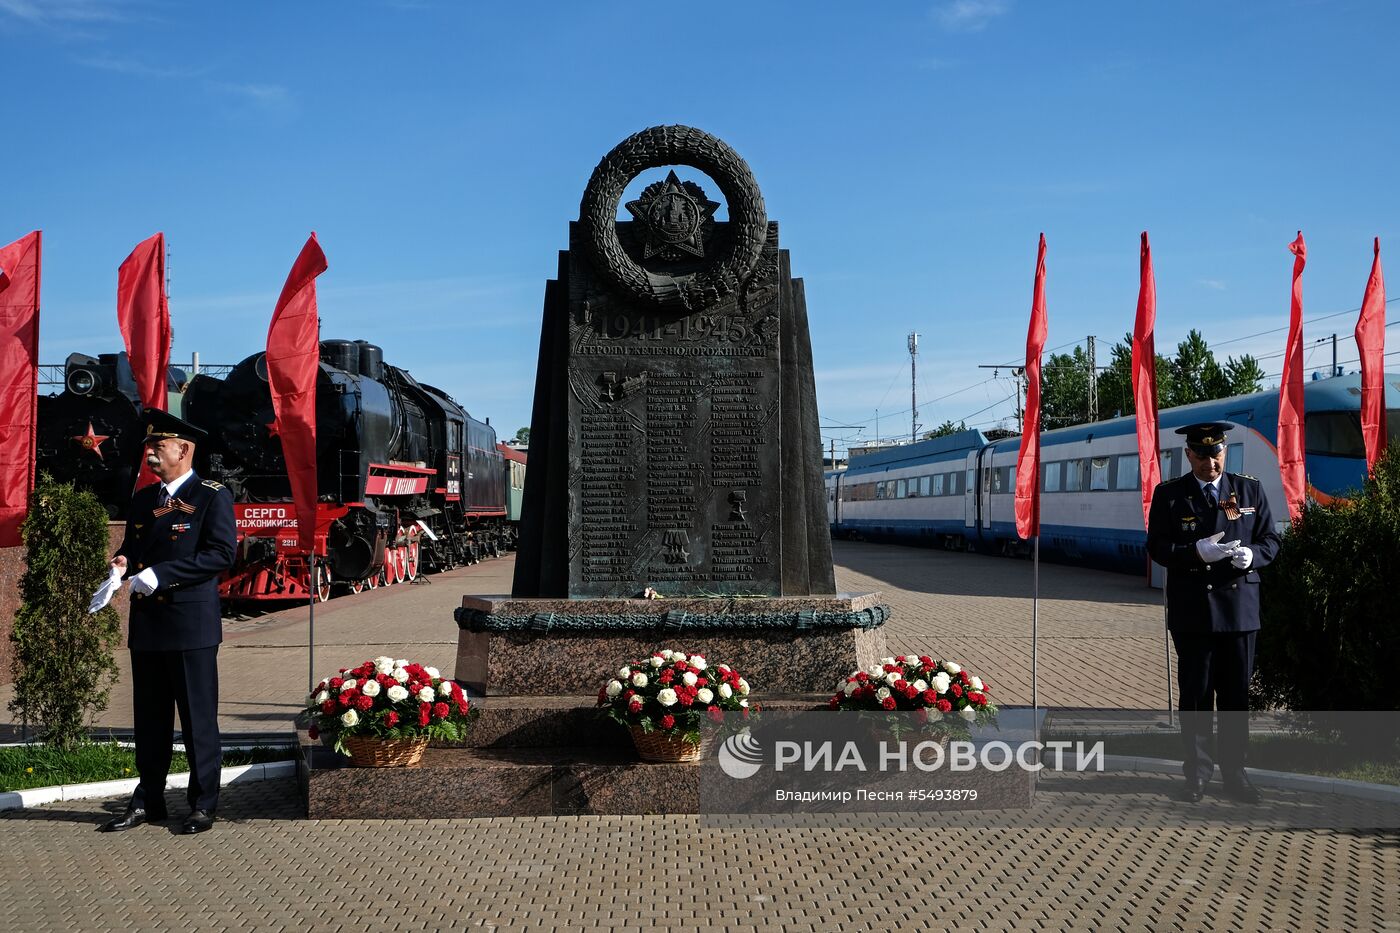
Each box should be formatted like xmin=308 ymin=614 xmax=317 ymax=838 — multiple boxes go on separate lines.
xmin=1145 ymin=471 xmax=1282 ymax=635
xmin=115 ymin=473 xmax=237 ymax=652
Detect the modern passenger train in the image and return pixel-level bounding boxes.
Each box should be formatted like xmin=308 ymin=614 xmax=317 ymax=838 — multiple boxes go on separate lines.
xmin=827 ymin=372 xmax=1400 ymax=574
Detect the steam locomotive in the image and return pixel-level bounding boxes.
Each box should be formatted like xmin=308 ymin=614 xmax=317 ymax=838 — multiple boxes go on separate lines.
xmin=182 ymin=339 xmax=513 ymax=602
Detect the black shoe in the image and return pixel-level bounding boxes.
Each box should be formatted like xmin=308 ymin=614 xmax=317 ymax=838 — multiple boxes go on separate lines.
xmin=101 ymin=806 xmax=165 ymax=832
xmin=180 ymin=809 xmax=216 ymax=834
xmin=1178 ymin=780 xmax=1205 ymax=803
xmin=1222 ymin=777 xmax=1261 ymax=804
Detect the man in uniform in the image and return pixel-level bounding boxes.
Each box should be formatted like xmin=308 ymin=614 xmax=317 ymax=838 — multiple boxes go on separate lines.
xmin=1146 ymin=422 xmax=1281 ymax=804
xmin=101 ymin=411 xmax=236 ymax=834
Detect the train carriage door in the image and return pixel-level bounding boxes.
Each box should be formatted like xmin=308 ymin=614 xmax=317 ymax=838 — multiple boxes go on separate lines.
xmin=979 ymin=448 xmax=994 ymax=535
xmin=964 ymin=451 xmax=978 ymax=534
xmin=833 ymin=472 xmax=843 ymax=525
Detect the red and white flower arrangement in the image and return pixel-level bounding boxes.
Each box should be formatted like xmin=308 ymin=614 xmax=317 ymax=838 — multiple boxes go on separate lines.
xmin=830 ymin=655 xmax=997 ymax=731
xmin=597 ymin=649 xmax=751 ymax=745
xmin=303 ymin=656 xmax=474 ymax=756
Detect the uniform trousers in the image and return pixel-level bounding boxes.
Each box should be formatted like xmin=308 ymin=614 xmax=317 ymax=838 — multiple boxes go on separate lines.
xmin=130 ymin=646 xmax=222 ymax=814
xmin=1170 ymin=630 xmax=1255 ymax=785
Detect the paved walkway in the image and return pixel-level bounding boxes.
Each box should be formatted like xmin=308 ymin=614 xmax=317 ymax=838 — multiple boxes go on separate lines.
xmin=4 ymin=542 xmax=1396 ymax=931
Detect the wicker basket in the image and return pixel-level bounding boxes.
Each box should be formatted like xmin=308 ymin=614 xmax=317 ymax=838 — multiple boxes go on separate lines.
xmin=343 ymin=734 xmax=430 ymax=768
xmin=629 ymin=726 xmax=707 ymax=763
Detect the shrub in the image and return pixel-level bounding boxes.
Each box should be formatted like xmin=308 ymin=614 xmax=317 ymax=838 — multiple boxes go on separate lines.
xmin=1255 ymin=445 xmax=1400 ymax=724
xmin=8 ymin=474 xmax=122 ymax=749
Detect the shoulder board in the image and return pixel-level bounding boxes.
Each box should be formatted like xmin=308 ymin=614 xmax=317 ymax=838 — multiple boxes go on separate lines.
xmin=1237 ymin=473 xmax=1257 ymax=482
xmin=201 ymin=480 xmax=225 ymax=490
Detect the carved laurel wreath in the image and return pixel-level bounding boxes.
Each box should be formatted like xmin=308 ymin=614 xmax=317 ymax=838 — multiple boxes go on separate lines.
xmin=580 ymin=125 xmax=768 ymax=311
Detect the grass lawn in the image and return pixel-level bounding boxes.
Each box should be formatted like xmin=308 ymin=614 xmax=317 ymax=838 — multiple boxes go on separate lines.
xmin=1049 ymin=731 xmax=1400 ymax=786
xmin=0 ymin=743 xmax=294 ymax=793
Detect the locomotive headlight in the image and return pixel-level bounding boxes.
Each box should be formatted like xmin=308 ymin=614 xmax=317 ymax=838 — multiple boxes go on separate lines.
xmin=67 ymin=368 xmax=98 ymax=396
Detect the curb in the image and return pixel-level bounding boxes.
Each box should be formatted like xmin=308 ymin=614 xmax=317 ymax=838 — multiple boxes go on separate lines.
xmin=1086 ymin=754 xmax=1400 ymax=803
xmin=0 ymin=760 xmax=297 ymax=813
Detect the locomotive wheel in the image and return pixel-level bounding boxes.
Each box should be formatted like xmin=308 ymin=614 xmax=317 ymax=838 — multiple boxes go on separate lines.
xmin=406 ymin=541 xmax=419 ymax=581
xmin=367 ymin=570 xmax=379 ymax=590
xmin=394 ymin=545 xmax=408 ymax=582
xmin=348 ymin=578 xmax=364 ymax=595
xmin=383 ymin=548 xmax=398 ymax=585
xmin=315 ymin=566 xmax=331 ymax=603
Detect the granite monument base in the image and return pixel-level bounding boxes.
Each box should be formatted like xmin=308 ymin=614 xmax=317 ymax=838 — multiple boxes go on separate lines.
xmin=452 ymin=593 xmax=890 ymax=696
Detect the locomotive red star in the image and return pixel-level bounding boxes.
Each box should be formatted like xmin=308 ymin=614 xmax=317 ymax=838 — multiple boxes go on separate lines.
xmin=73 ymin=422 xmax=110 ymax=459
xmin=624 ymin=170 xmax=719 ymax=260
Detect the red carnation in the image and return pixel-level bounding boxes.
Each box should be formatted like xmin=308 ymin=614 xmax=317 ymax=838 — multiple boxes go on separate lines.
xmin=658 ymin=670 xmax=674 ymax=685
xmin=418 ymin=703 xmax=431 ymax=727
xmin=883 ymin=663 xmax=899 ymax=673
xmin=896 ymin=655 xmax=908 ymax=663
xmin=355 ymin=695 xmax=374 ymax=712
xmin=623 ymin=689 xmax=635 ymax=700
xmin=433 ymin=702 xmax=450 ymax=719
xmin=455 ymin=696 xmax=469 ymax=714
xmin=628 ymin=697 xmax=643 ymax=713
xmin=855 ymin=671 xmax=869 ymax=683
xmin=914 ymin=708 xmax=928 ymax=723
xmin=697 ymin=677 xmax=708 ymax=687
xmin=936 ymin=699 xmax=953 ymax=713
xmin=660 ymin=714 xmax=676 ymax=730
xmin=320 ymin=699 xmax=337 ymax=715
xmin=881 ymin=696 xmax=897 ymax=711
xmin=338 ymin=692 xmax=355 ymax=709
xmin=922 ymin=689 xmax=939 ymax=705
xmin=598 ymin=687 xmax=608 ymax=704
xmin=950 ymin=684 xmax=963 ymax=698
xmin=959 ymin=671 xmax=971 ymax=685
xmin=678 ymin=693 xmax=694 ymax=708
xmin=708 ymin=706 xmax=726 ymax=722
xmin=828 ymin=696 xmax=841 ymax=709
xmin=384 ymin=711 xmax=399 ymax=727
xmin=307 ymin=725 xmax=319 ymax=740
xmin=328 ymin=677 xmax=344 ymax=690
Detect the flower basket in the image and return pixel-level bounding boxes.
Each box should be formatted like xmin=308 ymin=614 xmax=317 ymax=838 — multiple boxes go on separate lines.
xmin=598 ymin=650 xmax=753 ymax=763
xmin=830 ymin=654 xmax=998 ymax=739
xmin=629 ymin=726 xmax=708 ymax=763
xmin=343 ymin=734 xmax=430 ymax=768
xmin=303 ymin=656 xmax=475 ymax=762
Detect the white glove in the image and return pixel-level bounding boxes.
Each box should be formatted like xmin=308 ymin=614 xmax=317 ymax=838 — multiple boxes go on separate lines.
xmin=1195 ymin=537 xmax=1236 ymax=563
xmin=1230 ymin=546 xmax=1254 ymax=570
xmin=129 ymin=567 xmax=159 ymax=596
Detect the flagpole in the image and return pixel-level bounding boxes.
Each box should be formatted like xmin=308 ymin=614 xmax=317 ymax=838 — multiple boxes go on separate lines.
xmin=1162 ymin=568 xmax=1173 ymax=728
xmin=1032 ymin=533 xmax=1039 ymax=738
xmin=308 ymin=554 xmax=316 ymax=693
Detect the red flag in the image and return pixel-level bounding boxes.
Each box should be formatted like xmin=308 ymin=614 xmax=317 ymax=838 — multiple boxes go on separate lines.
xmin=1132 ymin=231 xmax=1162 ymax=530
xmin=1015 ymin=234 xmax=1047 ymax=540
xmin=117 ymin=232 xmax=171 ymax=490
xmin=1355 ymin=237 xmax=1386 ymax=475
xmin=1278 ymin=232 xmax=1307 ymax=522
xmin=266 ymin=233 xmax=328 ymax=555
xmin=0 ymin=231 xmax=41 ymax=547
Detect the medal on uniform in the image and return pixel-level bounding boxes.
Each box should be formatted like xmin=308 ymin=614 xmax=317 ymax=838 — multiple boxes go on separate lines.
xmin=1221 ymin=492 xmax=1242 ymax=521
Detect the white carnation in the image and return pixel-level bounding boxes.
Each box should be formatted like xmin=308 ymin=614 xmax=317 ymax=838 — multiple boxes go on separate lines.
xmin=913 ymin=680 xmax=928 ymax=693
xmin=689 ymin=656 xmax=706 ymax=670
xmin=340 ymin=678 xmax=357 ymax=691
xmin=605 ymin=680 xmax=624 ymax=698
xmin=738 ymin=679 xmax=750 ymax=696
xmin=393 ymin=659 xmax=408 ymax=669
xmin=361 ymin=681 xmax=381 ymax=697
xmin=340 ymin=709 xmax=359 ymax=727
xmin=970 ymin=676 xmax=984 ymax=691
xmin=657 ymin=688 xmax=678 ymax=707
xmin=879 ymin=657 xmax=896 ymax=666
xmin=649 ymin=657 xmax=664 ymax=668
xmin=718 ymin=684 xmax=733 ymax=699
xmin=386 ymin=685 xmax=409 ymax=702
xmin=843 ymin=682 xmax=858 ymax=696
xmin=416 ymin=687 xmax=435 ymax=703
xmin=932 ymin=673 xmax=952 ymax=694
xmin=374 ymin=656 xmax=394 ymax=674
xmin=928 ymin=710 xmax=943 ymax=723
xmin=425 ymin=667 xmax=441 ymax=680
xmin=392 ymin=668 xmax=409 ymax=684
xmin=672 ymin=653 xmax=689 ymax=665
xmin=696 ymin=687 xmax=714 ymax=704
xmin=314 ymin=690 xmax=330 ymax=704
xmin=866 ymin=665 xmax=885 ymax=678
xmin=682 ymin=672 xmax=698 ymax=687
xmin=739 ymin=699 xmax=748 ymax=708
xmin=960 ymin=708 xmax=978 ymax=721
xmin=660 ymin=650 xmax=674 ymax=660
xmin=883 ymin=672 xmax=901 ymax=687
xmin=716 ymin=664 xmax=731 ymax=673
xmin=944 ymin=661 xmax=962 ymax=675
xmin=618 ymin=666 xmax=633 ymax=680
xmin=318 ymin=677 xmax=330 ymax=688
xmin=631 ymin=672 xmax=648 ymax=688
xmin=876 ymin=687 xmax=892 ymax=701
xmin=438 ymin=681 xmax=453 ymax=697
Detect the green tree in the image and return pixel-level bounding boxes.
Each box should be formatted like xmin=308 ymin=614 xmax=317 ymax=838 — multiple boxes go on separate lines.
xmin=9 ymin=475 xmax=122 ymax=749
xmin=511 ymin=426 xmax=530 ymax=445
xmin=921 ymin=419 xmax=967 ymax=440
xmin=1040 ymin=345 xmax=1091 ymax=427
xmin=1223 ymin=354 xmax=1266 ymax=395
xmin=1097 ymin=332 xmax=1178 ymax=418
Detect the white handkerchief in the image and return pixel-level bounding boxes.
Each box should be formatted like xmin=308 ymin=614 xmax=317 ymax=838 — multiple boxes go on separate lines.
xmin=89 ymin=565 xmax=124 ymax=614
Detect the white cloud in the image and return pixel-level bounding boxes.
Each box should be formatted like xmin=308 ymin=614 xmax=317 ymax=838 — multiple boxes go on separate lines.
xmin=1197 ymin=279 xmax=1228 ymax=291
xmin=0 ymin=0 xmax=127 ymax=23
xmin=931 ymin=0 xmax=1010 ymax=33
xmin=74 ymin=53 xmax=204 ymax=79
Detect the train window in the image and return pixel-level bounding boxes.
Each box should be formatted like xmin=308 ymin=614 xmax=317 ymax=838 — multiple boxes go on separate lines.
xmin=896 ymin=479 xmax=908 ymax=499
xmin=1305 ymin=411 xmax=1365 ymax=457
xmin=933 ymin=474 xmax=945 ymax=496
xmin=1089 ymin=457 xmax=1111 ymax=491
xmin=1063 ymin=459 xmax=1083 ymax=492
xmin=1225 ymin=443 xmax=1243 ymax=474
xmin=990 ymin=469 xmax=1002 ymax=494
xmin=967 ymin=468 xmax=975 ymax=493
xmin=1115 ymin=454 xmax=1139 ymax=490
xmin=1043 ymin=461 xmax=1062 ymax=493
xmin=919 ymin=475 xmax=931 ymax=497
xmin=875 ymin=481 xmax=886 ymax=500
xmin=1160 ymin=450 xmax=1177 ymax=480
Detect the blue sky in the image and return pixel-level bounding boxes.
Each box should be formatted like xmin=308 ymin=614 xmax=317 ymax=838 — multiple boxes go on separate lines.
xmin=4 ymin=0 xmax=1397 ymax=453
